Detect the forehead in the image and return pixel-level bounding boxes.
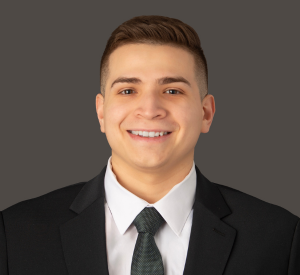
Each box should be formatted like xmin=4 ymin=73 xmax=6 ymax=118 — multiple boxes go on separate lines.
xmin=107 ymin=43 xmax=196 ymax=81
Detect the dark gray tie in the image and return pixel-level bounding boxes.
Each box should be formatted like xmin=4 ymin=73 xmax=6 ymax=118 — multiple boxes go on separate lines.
xmin=131 ymin=206 xmax=165 ymax=275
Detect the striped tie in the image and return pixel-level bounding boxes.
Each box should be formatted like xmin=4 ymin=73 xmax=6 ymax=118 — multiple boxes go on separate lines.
xmin=131 ymin=206 xmax=165 ymax=275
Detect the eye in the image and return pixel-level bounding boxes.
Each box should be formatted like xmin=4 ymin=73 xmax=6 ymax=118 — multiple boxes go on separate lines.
xmin=165 ymin=89 xmax=183 ymax=95
xmin=119 ymin=89 xmax=135 ymax=95
xmin=119 ymin=89 xmax=183 ymax=95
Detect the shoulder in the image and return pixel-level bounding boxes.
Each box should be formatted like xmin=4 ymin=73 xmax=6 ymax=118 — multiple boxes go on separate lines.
xmin=215 ymin=182 xmax=299 ymax=232
xmin=1 ymin=181 xmax=86 ymax=226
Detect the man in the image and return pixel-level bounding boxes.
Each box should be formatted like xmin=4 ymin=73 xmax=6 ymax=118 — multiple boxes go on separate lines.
xmin=0 ymin=15 xmax=299 ymax=275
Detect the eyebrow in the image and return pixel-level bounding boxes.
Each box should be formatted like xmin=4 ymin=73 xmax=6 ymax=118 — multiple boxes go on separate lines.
xmin=110 ymin=76 xmax=191 ymax=89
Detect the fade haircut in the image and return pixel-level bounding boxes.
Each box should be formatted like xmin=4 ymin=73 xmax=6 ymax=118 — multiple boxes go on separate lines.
xmin=100 ymin=15 xmax=208 ymax=102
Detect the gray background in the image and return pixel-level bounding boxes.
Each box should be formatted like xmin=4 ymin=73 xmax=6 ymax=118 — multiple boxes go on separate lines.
xmin=1 ymin=1 xmax=299 ymax=216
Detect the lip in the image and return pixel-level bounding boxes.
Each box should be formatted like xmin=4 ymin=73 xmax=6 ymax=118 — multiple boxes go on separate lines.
xmin=128 ymin=129 xmax=172 ymax=133
xmin=127 ymin=130 xmax=172 ymax=143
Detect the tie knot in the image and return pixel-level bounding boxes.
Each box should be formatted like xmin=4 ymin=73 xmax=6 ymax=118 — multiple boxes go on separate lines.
xmin=133 ymin=207 xmax=165 ymax=236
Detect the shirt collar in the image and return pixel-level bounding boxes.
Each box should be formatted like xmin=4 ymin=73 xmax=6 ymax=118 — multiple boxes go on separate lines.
xmin=104 ymin=156 xmax=197 ymax=236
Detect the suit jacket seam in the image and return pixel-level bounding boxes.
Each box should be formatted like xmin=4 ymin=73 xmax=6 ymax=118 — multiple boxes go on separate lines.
xmin=0 ymin=211 xmax=9 ymax=274
xmin=287 ymin=217 xmax=300 ymax=274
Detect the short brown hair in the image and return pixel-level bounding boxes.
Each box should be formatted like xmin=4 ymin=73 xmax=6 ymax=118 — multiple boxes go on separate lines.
xmin=100 ymin=15 xmax=208 ymax=101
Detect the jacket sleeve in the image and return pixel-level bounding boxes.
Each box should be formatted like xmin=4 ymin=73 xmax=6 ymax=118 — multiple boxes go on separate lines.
xmin=0 ymin=211 xmax=8 ymax=275
xmin=288 ymin=218 xmax=300 ymax=275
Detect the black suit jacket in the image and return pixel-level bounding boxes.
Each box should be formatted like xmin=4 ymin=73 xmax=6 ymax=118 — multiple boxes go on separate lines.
xmin=0 ymin=165 xmax=299 ymax=274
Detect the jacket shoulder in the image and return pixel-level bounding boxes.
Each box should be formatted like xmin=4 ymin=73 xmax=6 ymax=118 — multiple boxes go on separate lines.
xmin=214 ymin=182 xmax=300 ymax=271
xmin=215 ymin=182 xmax=299 ymax=225
xmin=1 ymin=181 xmax=86 ymax=225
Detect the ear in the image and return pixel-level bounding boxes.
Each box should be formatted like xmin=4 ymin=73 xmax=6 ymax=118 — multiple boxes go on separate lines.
xmin=201 ymin=94 xmax=216 ymax=134
xmin=96 ymin=93 xmax=105 ymax=133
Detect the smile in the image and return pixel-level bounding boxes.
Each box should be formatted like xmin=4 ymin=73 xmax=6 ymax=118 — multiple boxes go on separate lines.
xmin=128 ymin=130 xmax=171 ymax=137
xmin=127 ymin=130 xmax=172 ymax=143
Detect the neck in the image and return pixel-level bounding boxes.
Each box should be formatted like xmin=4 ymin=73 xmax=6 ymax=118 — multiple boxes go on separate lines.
xmin=110 ymin=153 xmax=194 ymax=204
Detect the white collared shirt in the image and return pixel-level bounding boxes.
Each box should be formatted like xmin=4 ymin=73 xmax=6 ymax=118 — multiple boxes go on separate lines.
xmin=104 ymin=156 xmax=196 ymax=275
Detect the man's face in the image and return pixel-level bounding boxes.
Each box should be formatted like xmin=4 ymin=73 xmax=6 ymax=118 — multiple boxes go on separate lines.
xmin=96 ymin=43 xmax=214 ymax=170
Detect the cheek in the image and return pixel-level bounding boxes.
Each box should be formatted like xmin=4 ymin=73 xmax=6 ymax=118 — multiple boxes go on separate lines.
xmin=176 ymin=103 xmax=200 ymax=126
xmin=104 ymin=104 xmax=128 ymax=131
xmin=175 ymin=104 xmax=202 ymax=139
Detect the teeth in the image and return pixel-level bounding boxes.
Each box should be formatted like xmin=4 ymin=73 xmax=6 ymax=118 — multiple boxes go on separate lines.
xmin=130 ymin=130 xmax=169 ymax=137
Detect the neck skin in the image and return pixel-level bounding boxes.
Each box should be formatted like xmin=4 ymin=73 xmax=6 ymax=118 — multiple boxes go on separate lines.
xmin=110 ymin=151 xmax=194 ymax=204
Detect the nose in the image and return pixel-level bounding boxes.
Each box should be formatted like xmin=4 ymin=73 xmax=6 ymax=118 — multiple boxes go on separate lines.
xmin=133 ymin=91 xmax=167 ymax=119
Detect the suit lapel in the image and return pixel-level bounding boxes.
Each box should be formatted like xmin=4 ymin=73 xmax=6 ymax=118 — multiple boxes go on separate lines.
xmin=183 ymin=166 xmax=237 ymax=275
xmin=60 ymin=165 xmax=109 ymax=275
xmin=60 ymin=164 xmax=236 ymax=275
